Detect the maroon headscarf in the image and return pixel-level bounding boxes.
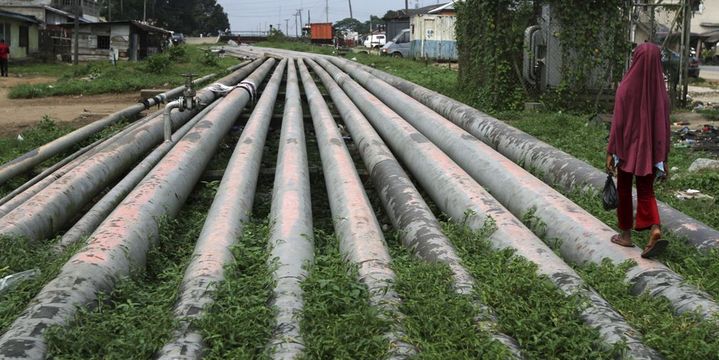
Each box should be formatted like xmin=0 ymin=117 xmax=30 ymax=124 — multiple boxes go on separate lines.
xmin=608 ymin=43 xmax=670 ymax=176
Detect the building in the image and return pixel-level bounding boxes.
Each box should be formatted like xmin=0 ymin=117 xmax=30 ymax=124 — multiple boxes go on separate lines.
xmin=0 ymin=9 xmax=40 ymax=59
xmin=61 ymin=20 xmax=170 ymax=61
xmin=382 ymin=3 xmax=444 ymax=42
xmin=409 ymin=1 xmax=457 ymax=61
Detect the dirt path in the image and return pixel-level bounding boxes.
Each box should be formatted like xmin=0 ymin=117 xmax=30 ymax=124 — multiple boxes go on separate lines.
xmin=0 ymin=76 xmax=140 ymax=137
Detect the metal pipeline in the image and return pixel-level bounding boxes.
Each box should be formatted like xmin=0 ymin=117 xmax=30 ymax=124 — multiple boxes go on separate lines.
xmin=297 ymin=58 xmax=416 ymax=359
xmin=0 ymin=58 xmax=276 ymax=360
xmin=327 ymin=58 xmax=719 ymax=319
xmin=55 ymin=99 xmax=224 ymax=253
xmin=0 ymin=109 xmax=165 ymax=218
xmin=0 ymin=58 xmax=266 ymax=242
xmin=314 ymin=58 xmax=662 ymax=359
xmin=263 ymin=58 xmax=314 ymax=360
xmin=156 ymin=59 xmax=287 ymax=360
xmin=305 ymin=58 xmax=524 ymax=358
xmin=0 ymin=69 xmax=222 ymax=186
xmin=163 ymin=100 xmax=181 ymax=141
xmin=339 ymin=58 xmax=719 ymax=252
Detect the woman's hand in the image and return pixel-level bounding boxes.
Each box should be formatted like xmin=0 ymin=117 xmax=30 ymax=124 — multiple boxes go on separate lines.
xmin=606 ymin=153 xmax=616 ymax=176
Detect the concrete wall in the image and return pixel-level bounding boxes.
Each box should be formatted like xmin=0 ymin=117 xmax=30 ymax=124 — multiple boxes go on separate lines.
xmin=693 ymin=0 xmax=719 ymax=34
xmin=409 ymin=13 xmax=457 ymax=61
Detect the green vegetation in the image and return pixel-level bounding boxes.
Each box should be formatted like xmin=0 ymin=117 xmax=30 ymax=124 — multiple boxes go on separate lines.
xmin=0 ymin=237 xmax=82 ymax=334
xmin=389 ymin=237 xmax=512 ymax=358
xmin=44 ymin=182 xmax=215 ymax=359
xmin=299 ymin=230 xmax=391 ymax=359
xmin=10 ymin=45 xmax=237 ymax=99
xmin=578 ymin=260 xmax=719 ymax=358
xmin=443 ymin=222 xmax=622 ymax=358
xmin=197 ymin=221 xmax=276 ymax=359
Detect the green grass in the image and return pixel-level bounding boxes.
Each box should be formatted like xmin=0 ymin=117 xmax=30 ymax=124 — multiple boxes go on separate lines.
xmin=443 ymin=221 xmax=622 ymax=359
xmin=9 ymin=45 xmax=238 ymax=99
xmin=388 ymin=235 xmax=512 ymax=359
xmin=299 ymin=230 xmax=391 ymax=359
xmin=499 ymin=110 xmax=719 ymax=230
xmin=578 ymin=259 xmax=719 ymax=359
xmin=196 ymin=220 xmax=276 ymax=359
xmin=44 ymin=181 xmax=216 ymax=359
xmin=0 ymin=237 xmax=82 ymax=334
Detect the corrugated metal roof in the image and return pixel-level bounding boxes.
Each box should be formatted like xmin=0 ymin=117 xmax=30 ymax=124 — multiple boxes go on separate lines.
xmin=384 ymin=3 xmax=449 ymax=20
xmin=0 ymin=9 xmax=40 ymax=24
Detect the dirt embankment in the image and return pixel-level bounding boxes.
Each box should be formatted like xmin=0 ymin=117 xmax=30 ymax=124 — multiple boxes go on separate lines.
xmin=0 ymin=76 xmax=140 ymax=137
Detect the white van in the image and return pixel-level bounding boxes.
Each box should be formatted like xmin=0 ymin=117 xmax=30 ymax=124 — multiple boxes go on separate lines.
xmin=381 ymin=29 xmax=410 ymax=57
xmin=363 ymin=34 xmax=386 ymax=48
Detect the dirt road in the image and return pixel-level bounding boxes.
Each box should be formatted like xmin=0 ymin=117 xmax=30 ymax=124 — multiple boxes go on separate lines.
xmin=0 ymin=76 xmax=140 ymax=137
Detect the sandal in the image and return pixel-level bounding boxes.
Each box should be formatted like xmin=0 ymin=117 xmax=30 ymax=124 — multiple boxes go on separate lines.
xmin=611 ymin=234 xmax=634 ymax=247
xmin=641 ymin=238 xmax=668 ymax=258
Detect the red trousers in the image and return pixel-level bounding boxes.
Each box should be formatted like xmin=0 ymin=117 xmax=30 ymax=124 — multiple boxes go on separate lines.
xmin=616 ymin=169 xmax=660 ymax=231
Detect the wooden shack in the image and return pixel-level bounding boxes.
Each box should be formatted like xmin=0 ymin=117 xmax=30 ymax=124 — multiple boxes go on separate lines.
xmin=62 ymin=20 xmax=170 ymax=61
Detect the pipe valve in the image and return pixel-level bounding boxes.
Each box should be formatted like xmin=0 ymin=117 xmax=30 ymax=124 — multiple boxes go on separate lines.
xmin=178 ymin=73 xmax=198 ymax=111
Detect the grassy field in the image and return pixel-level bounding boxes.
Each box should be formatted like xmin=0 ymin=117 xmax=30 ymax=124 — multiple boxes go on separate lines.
xmin=10 ymin=45 xmax=237 ymax=98
xmin=1 ymin=43 xmax=718 ymax=359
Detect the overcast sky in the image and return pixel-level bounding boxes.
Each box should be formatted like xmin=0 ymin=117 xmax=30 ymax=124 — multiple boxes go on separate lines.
xmin=216 ymin=0 xmax=446 ymax=34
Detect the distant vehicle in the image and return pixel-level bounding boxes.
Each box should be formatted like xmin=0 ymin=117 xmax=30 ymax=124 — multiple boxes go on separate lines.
xmin=363 ymin=34 xmax=386 ymax=48
xmin=171 ymin=32 xmax=185 ymax=45
xmin=381 ymin=29 xmax=410 ymax=57
xmin=661 ymin=48 xmax=700 ymax=79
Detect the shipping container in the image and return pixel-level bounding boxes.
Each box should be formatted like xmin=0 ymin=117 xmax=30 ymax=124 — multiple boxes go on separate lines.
xmin=310 ymin=22 xmax=334 ymax=44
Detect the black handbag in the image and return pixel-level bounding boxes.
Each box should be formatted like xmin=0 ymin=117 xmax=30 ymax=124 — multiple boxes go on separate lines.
xmin=602 ymin=174 xmax=618 ymax=210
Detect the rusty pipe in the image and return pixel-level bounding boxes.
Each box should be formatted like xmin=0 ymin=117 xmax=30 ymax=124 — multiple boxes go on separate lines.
xmin=340 ymin=58 xmax=719 ymax=251
xmin=314 ymin=57 xmax=662 ymax=359
xmin=305 ymin=57 xmax=524 ymax=358
xmin=0 ymin=68 xmax=228 ymax=186
xmin=297 ymin=58 xmax=417 ymax=359
xmin=327 ymin=57 xmax=719 ymax=320
xmin=0 ymin=58 xmax=266 ymax=242
xmin=263 ymin=58 xmax=314 ymax=360
xmin=0 ymin=58 xmax=277 ymax=360
xmin=157 ymin=59 xmax=287 ymax=360
xmin=56 ymin=98 xmax=224 ymax=253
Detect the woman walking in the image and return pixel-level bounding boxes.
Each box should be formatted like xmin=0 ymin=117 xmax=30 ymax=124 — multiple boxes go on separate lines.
xmin=606 ymin=42 xmax=670 ymax=258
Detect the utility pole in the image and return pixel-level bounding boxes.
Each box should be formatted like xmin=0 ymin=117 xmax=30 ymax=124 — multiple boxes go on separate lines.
xmin=294 ymin=10 xmax=299 ymax=37
xmin=73 ymin=0 xmax=80 ymax=65
xmin=143 ymin=0 xmax=146 ymax=21
xmin=326 ymin=0 xmax=329 ymax=22
xmin=348 ymin=0 xmax=353 ymax=19
xmin=299 ymin=9 xmax=304 ymax=36
xmin=285 ymin=18 xmax=289 ymax=36
xmin=405 ymin=0 xmax=408 ymax=10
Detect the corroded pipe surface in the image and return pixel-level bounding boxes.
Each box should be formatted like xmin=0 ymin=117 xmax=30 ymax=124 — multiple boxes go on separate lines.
xmin=263 ymin=58 xmax=314 ymax=360
xmin=330 ymin=58 xmax=719 ymax=320
xmin=56 ymin=99 xmax=223 ymax=252
xmin=0 ymin=58 xmax=276 ymax=360
xmin=306 ymin=58 xmax=524 ymax=358
xmin=315 ymin=57 xmax=661 ymax=359
xmin=344 ymin=58 xmax=719 ymax=251
xmin=0 ymin=68 xmax=223 ymax=186
xmin=0 ymin=58 xmax=266 ymax=242
xmin=298 ymin=58 xmax=416 ymax=359
xmin=156 ymin=59 xmax=287 ymax=360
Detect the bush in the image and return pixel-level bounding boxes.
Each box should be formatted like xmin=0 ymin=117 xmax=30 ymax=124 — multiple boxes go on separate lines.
xmin=167 ymin=45 xmax=189 ymax=62
xmin=199 ymin=50 xmax=219 ymax=67
xmin=144 ymin=53 xmax=172 ymax=73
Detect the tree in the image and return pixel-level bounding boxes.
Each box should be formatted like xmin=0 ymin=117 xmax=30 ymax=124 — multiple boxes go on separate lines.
xmin=101 ymin=0 xmax=229 ymax=36
xmin=334 ymin=17 xmax=363 ymax=33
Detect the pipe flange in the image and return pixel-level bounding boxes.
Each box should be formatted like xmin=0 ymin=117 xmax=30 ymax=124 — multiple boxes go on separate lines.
xmin=238 ymin=80 xmax=257 ymax=104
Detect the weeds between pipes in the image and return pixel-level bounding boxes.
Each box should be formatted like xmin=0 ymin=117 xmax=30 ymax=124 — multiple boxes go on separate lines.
xmin=577 ymin=260 xmax=719 ymax=358
xmin=0 ymin=237 xmax=82 ymax=334
xmin=444 ymin=221 xmax=623 ymax=359
xmin=43 ymin=181 xmax=215 ymax=359
xmin=387 ymin=234 xmax=512 ymax=358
